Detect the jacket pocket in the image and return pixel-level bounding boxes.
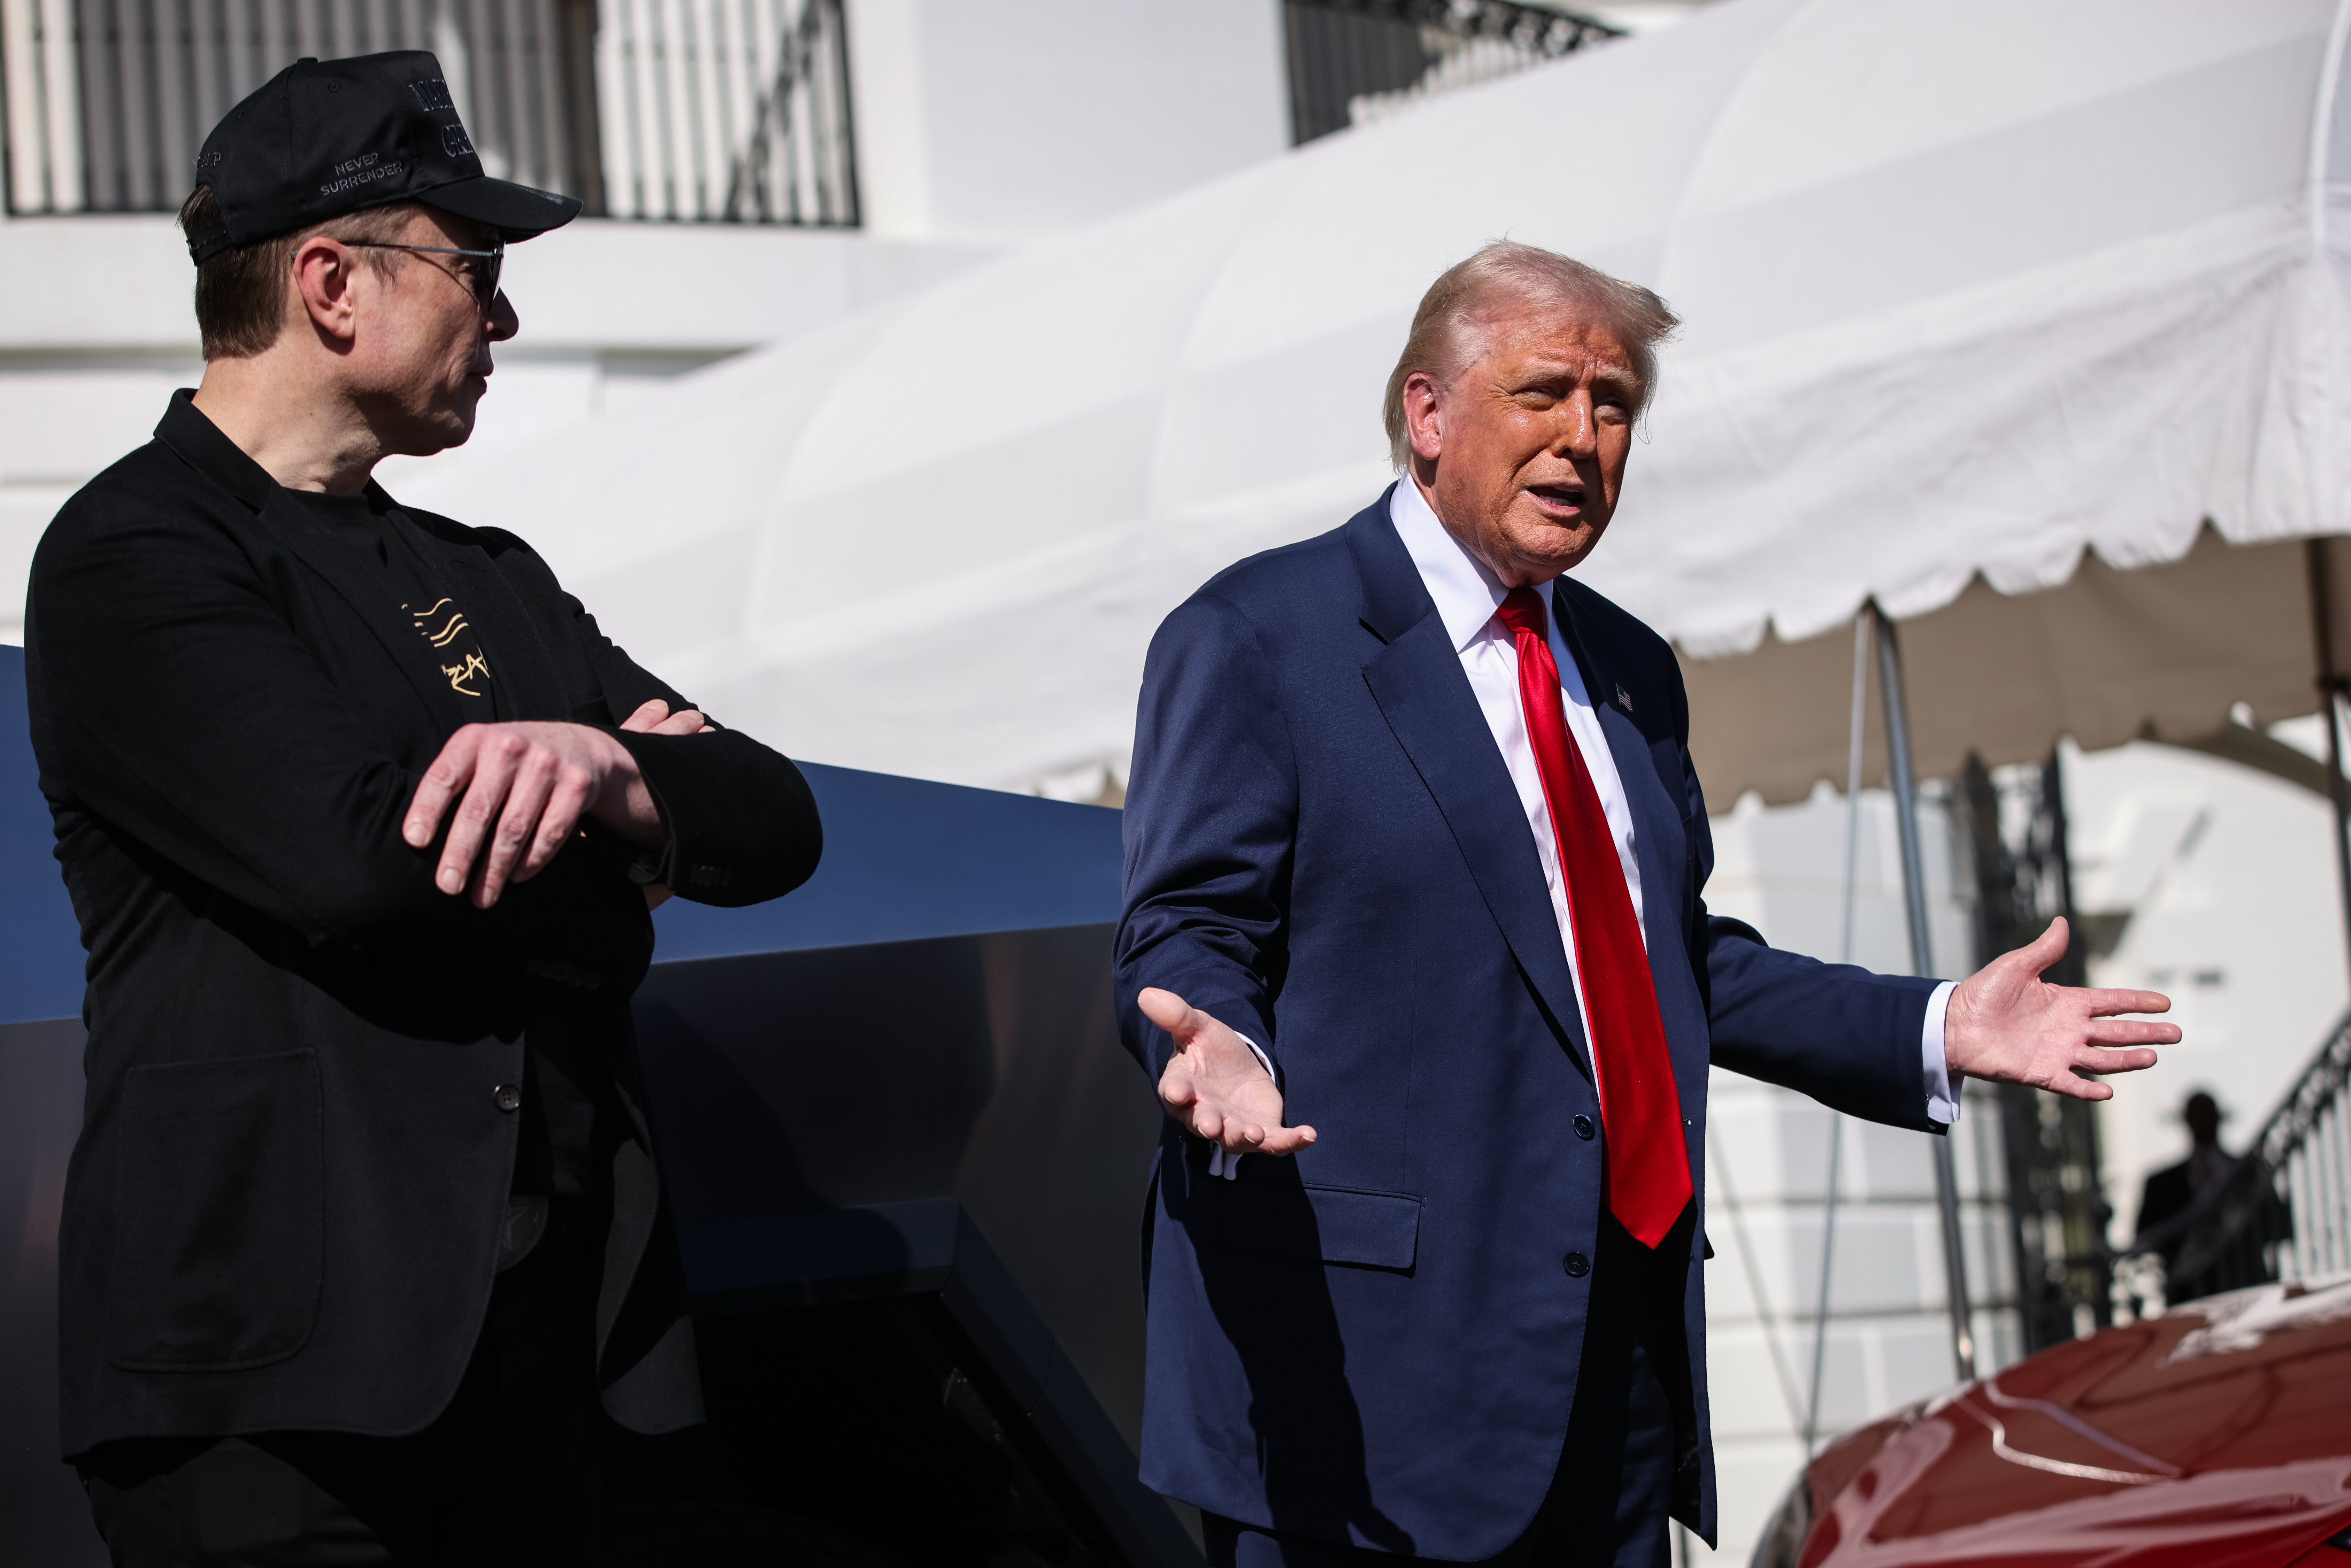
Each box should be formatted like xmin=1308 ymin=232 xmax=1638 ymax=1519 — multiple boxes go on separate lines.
xmin=106 ymin=1048 xmax=323 ymax=1371
xmin=1214 ymin=1180 xmax=1421 ymax=1270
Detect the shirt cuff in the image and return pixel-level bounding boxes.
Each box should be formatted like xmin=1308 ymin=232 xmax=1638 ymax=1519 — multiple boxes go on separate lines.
xmin=1206 ymin=1031 xmax=1280 ymax=1180
xmin=1923 ymin=980 xmax=1960 ymax=1125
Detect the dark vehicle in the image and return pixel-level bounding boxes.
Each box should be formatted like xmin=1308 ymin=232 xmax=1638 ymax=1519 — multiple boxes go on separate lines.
xmin=1751 ymin=1273 xmax=2351 ymax=1568
xmin=0 ymin=645 xmax=1198 ymax=1568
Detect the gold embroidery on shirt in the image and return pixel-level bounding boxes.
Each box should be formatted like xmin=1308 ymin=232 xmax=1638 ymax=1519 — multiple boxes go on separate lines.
xmin=401 ymin=599 xmax=492 ymax=698
xmin=442 ymin=651 xmax=491 ymax=696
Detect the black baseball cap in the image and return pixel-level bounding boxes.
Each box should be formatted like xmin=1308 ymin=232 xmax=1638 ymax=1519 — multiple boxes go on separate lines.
xmin=186 ymin=50 xmax=580 ymax=262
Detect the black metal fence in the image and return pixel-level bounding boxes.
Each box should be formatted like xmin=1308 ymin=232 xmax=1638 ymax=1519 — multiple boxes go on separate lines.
xmin=596 ymin=0 xmax=853 ymax=223
xmin=0 ymin=0 xmax=855 ymax=223
xmin=1958 ymin=751 xmax=2119 ymax=1353
xmin=1282 ymin=0 xmax=1620 ymax=146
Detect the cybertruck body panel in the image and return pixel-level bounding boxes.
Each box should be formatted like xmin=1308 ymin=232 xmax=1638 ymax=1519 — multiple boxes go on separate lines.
xmin=0 ymin=645 xmax=1191 ymax=1567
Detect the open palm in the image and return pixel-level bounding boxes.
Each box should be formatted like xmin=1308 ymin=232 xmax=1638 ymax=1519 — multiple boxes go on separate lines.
xmin=1943 ymin=917 xmax=2177 ymax=1099
xmin=1139 ymin=987 xmax=1317 ymax=1158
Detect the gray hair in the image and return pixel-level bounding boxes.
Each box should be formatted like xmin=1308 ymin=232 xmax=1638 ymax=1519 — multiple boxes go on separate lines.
xmin=1382 ymin=241 xmax=1680 ymax=469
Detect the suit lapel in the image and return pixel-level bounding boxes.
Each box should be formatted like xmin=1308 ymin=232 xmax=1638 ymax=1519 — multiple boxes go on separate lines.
xmin=1346 ymin=505 xmax=1595 ymax=1080
xmin=151 ymin=390 xmax=486 ymax=739
xmin=247 ymin=490 xmax=476 ymax=737
xmin=1551 ymin=582 xmax=1706 ymax=1094
xmin=1550 ymin=580 xmax=1682 ymax=927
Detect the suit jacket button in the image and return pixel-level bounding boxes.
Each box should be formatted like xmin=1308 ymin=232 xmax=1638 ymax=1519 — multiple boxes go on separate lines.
xmin=493 ymin=1084 xmax=522 ymax=1113
xmin=1573 ymin=1114 xmax=1595 ymax=1140
xmin=1563 ymin=1251 xmax=1590 ymax=1277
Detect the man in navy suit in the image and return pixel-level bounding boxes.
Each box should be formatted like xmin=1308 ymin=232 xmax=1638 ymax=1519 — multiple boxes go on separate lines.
xmin=1113 ymin=243 xmax=2176 ymax=1567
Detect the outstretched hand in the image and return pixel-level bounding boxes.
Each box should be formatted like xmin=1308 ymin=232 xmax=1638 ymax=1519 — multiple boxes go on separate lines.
xmin=1943 ymin=917 xmax=2177 ymax=1100
xmin=1140 ymin=987 xmax=1317 ymax=1159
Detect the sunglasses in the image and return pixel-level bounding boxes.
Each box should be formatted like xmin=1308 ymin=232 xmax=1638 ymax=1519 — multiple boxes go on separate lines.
xmin=343 ymin=238 xmax=505 ymax=310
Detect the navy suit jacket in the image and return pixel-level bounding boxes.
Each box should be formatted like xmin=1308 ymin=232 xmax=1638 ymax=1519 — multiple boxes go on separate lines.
xmin=1113 ymin=491 xmax=1942 ymax=1556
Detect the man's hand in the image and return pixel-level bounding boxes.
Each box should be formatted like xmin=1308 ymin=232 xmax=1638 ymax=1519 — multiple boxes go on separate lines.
xmin=1943 ymin=917 xmax=2177 ymax=1100
xmin=621 ymin=698 xmax=707 ymax=738
xmin=618 ymin=700 xmax=705 ymax=908
xmin=403 ymin=720 xmax=669 ymax=908
xmin=1140 ymin=987 xmax=1317 ymax=1158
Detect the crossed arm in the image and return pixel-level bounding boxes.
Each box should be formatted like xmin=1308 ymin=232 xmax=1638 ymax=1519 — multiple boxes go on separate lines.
xmin=401 ymin=697 xmax=708 ymax=908
xmin=34 ymin=491 xmax=823 ymax=982
xmin=1146 ymin=917 xmax=2179 ymax=1161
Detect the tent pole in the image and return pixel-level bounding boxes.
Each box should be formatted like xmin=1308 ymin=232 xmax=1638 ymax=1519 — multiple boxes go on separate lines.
xmin=1804 ymin=610 xmax=1872 ymax=1455
xmin=2305 ymin=538 xmax=2351 ymax=983
xmin=1870 ymin=601 xmax=1979 ymax=1383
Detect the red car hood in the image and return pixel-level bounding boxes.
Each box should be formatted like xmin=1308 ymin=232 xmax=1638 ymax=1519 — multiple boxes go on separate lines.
xmin=1799 ymin=1274 xmax=2351 ymax=1568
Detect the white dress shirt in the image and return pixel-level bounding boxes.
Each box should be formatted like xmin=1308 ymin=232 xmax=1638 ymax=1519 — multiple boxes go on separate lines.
xmin=1209 ymin=485 xmax=1957 ymax=1175
xmin=1390 ymin=477 xmax=1650 ymax=1093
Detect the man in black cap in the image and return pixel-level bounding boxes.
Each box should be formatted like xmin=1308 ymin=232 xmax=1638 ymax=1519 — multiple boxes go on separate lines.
xmin=26 ymin=52 xmax=824 ymax=1562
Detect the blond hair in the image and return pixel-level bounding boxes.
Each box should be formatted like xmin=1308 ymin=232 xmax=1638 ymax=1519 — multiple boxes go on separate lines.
xmin=1382 ymin=241 xmax=1679 ymax=469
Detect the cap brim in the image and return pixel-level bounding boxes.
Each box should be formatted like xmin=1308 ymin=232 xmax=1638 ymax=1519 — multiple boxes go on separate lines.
xmin=423 ymin=175 xmax=582 ymax=241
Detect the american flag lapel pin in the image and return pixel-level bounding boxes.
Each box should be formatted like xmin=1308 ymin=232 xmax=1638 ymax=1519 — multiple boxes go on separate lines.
xmin=1616 ymin=684 xmax=1635 ymax=714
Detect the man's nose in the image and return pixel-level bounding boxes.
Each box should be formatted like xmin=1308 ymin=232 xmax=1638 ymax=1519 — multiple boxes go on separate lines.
xmin=1551 ymin=390 xmax=1598 ymax=456
xmin=487 ymin=291 xmax=519 ymax=343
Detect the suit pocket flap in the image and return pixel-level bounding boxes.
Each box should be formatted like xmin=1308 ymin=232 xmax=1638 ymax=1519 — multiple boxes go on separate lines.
xmin=1214 ymin=1181 xmax=1421 ymax=1269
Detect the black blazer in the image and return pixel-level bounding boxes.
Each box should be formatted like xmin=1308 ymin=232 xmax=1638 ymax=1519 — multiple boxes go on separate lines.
xmin=26 ymin=392 xmax=821 ymax=1458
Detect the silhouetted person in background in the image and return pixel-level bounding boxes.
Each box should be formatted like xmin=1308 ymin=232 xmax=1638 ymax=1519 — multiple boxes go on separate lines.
xmin=2136 ymin=1089 xmax=2233 ymax=1304
xmin=2144 ymin=1086 xmax=2285 ymax=1307
xmin=2136 ymin=1089 xmax=2288 ymax=1302
xmin=2137 ymin=1091 xmax=2234 ymax=1244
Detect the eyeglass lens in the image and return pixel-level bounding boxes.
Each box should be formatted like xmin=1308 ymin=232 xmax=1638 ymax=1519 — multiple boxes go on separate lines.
xmin=470 ymin=245 xmax=503 ymax=308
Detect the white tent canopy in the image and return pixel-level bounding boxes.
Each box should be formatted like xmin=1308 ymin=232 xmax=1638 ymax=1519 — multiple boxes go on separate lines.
xmin=414 ymin=0 xmax=2351 ymax=801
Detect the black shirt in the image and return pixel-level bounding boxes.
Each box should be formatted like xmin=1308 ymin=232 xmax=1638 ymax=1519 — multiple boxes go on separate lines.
xmin=291 ymin=487 xmax=505 ymax=718
xmin=287 ymin=485 xmax=608 ymax=1198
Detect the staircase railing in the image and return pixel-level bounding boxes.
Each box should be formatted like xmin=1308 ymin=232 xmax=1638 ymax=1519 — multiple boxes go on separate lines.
xmin=1281 ymin=0 xmax=1621 ymax=145
xmin=720 ymin=0 xmax=855 ymax=226
xmin=2113 ymin=1009 xmax=2351 ymax=1313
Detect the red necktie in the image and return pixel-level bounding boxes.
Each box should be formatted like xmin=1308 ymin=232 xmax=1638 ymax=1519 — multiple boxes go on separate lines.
xmin=1496 ymin=586 xmax=1692 ymax=1249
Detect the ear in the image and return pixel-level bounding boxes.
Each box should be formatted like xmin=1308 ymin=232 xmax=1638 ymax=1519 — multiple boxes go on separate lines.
xmin=1402 ymin=368 xmax=1445 ymax=463
xmin=289 ymin=236 xmax=364 ymax=346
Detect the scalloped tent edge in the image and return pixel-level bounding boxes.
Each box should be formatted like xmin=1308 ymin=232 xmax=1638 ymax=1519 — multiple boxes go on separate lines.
xmin=1689 ymin=526 xmax=2351 ymax=807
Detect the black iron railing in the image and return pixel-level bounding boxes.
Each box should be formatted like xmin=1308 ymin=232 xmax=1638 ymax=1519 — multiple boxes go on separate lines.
xmin=599 ymin=0 xmax=854 ymax=223
xmin=0 ymin=0 xmax=855 ymax=223
xmin=1959 ymin=751 xmax=2118 ymax=1353
xmin=1282 ymin=0 xmax=1620 ymax=145
xmin=2114 ymin=1013 xmax=2351 ymax=1310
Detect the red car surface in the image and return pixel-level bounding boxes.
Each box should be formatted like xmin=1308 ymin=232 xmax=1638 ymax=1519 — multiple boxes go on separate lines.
xmin=1752 ymin=1274 xmax=2351 ymax=1568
